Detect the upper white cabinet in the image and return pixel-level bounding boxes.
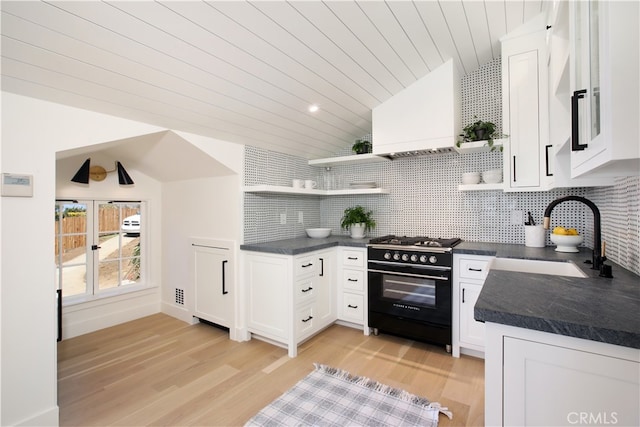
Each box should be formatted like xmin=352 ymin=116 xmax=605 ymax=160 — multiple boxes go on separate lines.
xmin=502 ymin=15 xmax=552 ymax=192
xmin=569 ymin=0 xmax=639 ymax=178
xmin=372 ymin=59 xmax=461 ymax=156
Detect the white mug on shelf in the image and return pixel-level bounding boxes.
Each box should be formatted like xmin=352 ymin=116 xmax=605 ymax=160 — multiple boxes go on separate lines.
xmin=292 ymin=179 xmax=303 ymax=189
xmin=304 ymin=180 xmax=317 ymax=189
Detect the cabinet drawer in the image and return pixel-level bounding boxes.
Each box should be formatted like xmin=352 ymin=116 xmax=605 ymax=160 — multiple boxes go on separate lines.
xmin=341 ymin=293 xmax=364 ymax=323
xmin=296 ymin=305 xmax=315 ymax=338
xmin=295 ymin=256 xmax=318 ymax=278
xmin=295 ymin=279 xmax=315 ymax=305
xmin=342 ymin=250 xmax=364 ymax=267
xmin=342 ymin=269 xmax=364 ymax=292
xmin=459 ymin=258 xmax=490 ymax=280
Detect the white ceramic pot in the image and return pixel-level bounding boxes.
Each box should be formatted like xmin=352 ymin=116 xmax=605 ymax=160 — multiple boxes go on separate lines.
xmin=349 ymin=223 xmax=366 ymax=239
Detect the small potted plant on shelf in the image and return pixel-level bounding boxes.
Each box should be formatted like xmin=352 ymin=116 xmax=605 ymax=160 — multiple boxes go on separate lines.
xmin=351 ymin=139 xmax=372 ymax=154
xmin=340 ymin=205 xmax=376 ymax=239
xmin=456 ymin=116 xmax=505 ymax=152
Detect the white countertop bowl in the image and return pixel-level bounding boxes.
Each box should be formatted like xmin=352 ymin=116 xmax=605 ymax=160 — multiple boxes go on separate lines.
xmin=550 ymin=234 xmax=584 ymax=252
xmin=306 ymin=228 xmax=332 ymax=238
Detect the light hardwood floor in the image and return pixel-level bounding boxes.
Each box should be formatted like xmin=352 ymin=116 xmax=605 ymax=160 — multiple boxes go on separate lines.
xmin=58 ymin=313 xmax=484 ymax=426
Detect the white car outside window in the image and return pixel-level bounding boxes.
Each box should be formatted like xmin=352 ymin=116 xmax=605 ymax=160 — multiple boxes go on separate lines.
xmin=121 ymin=214 xmax=140 ymax=235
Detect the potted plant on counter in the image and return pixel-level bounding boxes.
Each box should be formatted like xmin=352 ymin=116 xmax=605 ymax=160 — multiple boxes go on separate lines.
xmin=351 ymin=138 xmax=372 ymax=154
xmin=456 ymin=116 xmax=505 ymax=152
xmin=340 ymin=205 xmax=376 ymax=239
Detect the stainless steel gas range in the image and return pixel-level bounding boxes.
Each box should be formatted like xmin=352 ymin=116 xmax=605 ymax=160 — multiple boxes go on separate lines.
xmin=367 ymin=235 xmax=462 ymax=353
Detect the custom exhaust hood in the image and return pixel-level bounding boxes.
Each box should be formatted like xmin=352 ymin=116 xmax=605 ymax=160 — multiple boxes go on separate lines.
xmin=372 ymin=59 xmax=462 ymax=159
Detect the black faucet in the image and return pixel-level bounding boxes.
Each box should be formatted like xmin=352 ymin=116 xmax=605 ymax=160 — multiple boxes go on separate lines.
xmin=543 ymin=196 xmax=607 ymax=271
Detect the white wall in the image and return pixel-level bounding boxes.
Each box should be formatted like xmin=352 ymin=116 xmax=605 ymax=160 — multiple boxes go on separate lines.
xmin=0 ymin=92 xmax=244 ymax=426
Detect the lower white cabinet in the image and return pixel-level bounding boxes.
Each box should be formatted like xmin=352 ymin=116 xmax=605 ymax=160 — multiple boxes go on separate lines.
xmin=244 ymin=248 xmax=335 ymax=357
xmin=485 ymin=322 xmax=640 ymax=426
xmin=452 ymin=254 xmax=494 ymax=357
xmin=192 ymin=239 xmax=234 ymax=330
xmin=337 ymin=248 xmax=367 ymax=329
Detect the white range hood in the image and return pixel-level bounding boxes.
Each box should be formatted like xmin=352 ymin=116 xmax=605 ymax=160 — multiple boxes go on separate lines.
xmin=372 ymin=59 xmax=461 ymax=158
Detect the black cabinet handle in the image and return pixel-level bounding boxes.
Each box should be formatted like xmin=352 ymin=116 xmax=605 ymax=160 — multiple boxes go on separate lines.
xmin=347 ymin=256 xmax=358 ymax=260
xmin=347 ymin=278 xmax=358 ymax=282
xmin=57 ymin=289 xmax=62 ymax=342
xmin=221 ymin=260 xmax=229 ymax=295
xmin=571 ymin=89 xmax=588 ymax=151
xmin=302 ymin=262 xmax=313 ymax=268
xmin=347 ymin=304 xmax=358 ymax=309
xmin=301 ymin=286 xmax=313 ymax=293
xmin=468 ymin=268 xmax=482 ymax=272
xmin=302 ymin=315 xmax=313 ymax=323
xmin=545 ymin=144 xmax=553 ymax=176
xmin=512 ymin=156 xmax=517 ymax=182
xmin=319 ymin=257 xmax=324 ymax=277
xmin=462 ymin=288 xmax=466 ymax=303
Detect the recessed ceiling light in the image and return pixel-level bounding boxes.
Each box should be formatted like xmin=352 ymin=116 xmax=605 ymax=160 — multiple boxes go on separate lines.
xmin=308 ymin=104 xmax=319 ymax=113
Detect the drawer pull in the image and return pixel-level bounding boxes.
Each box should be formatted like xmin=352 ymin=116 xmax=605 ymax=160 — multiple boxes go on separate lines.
xmin=301 ymin=287 xmax=313 ymax=293
xmin=302 ymin=263 xmax=313 ymax=268
xmin=468 ymin=267 xmax=483 ymax=272
xmin=347 ymin=304 xmax=358 ymax=309
xmin=302 ymin=315 xmax=313 ymax=323
xmin=462 ymin=288 xmax=466 ymax=303
xmin=347 ymin=256 xmax=359 ymax=260
xmin=347 ymin=278 xmax=358 ymax=282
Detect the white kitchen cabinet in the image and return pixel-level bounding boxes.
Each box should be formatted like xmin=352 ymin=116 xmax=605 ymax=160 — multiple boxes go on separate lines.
xmin=244 ymin=248 xmax=336 ymax=357
xmin=336 ymin=247 xmax=367 ymax=331
xmin=485 ymin=322 xmax=640 ymax=426
xmin=192 ymin=239 xmax=234 ymax=331
xmin=569 ymin=0 xmax=639 ymax=178
xmin=452 ymin=254 xmax=493 ymax=358
xmin=502 ymin=16 xmax=552 ymax=192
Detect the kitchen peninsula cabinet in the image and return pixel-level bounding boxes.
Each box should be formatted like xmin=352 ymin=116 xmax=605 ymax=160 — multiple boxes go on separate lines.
xmin=485 ymin=322 xmax=640 ymax=426
xmin=568 ymin=0 xmax=639 ymax=178
xmin=244 ymin=249 xmax=335 ymax=357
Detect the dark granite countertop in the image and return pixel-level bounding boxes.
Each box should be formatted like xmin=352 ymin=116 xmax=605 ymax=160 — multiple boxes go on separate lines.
xmin=460 ymin=242 xmax=640 ymax=349
xmin=241 ymin=238 xmax=640 ymax=349
xmin=240 ymin=234 xmax=367 ymax=255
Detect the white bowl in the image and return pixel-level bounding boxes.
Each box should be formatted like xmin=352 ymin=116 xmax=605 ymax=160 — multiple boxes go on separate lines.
xmin=550 ymin=234 xmax=584 ymax=252
xmin=306 ymin=228 xmax=331 ymax=239
xmin=462 ymin=172 xmax=481 ymax=185
xmin=482 ymin=169 xmax=503 ymax=183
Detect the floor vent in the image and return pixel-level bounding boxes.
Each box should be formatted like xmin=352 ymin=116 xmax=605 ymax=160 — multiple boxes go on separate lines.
xmin=175 ymin=288 xmax=185 ymax=305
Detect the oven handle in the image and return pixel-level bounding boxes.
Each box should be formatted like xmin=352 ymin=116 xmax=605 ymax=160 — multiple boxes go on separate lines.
xmin=368 ymin=260 xmax=451 ymax=271
xmin=368 ymin=268 xmax=449 ymax=281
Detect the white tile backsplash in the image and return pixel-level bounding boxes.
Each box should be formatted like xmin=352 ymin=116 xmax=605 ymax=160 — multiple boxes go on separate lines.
xmin=243 ymin=58 xmax=640 ymax=276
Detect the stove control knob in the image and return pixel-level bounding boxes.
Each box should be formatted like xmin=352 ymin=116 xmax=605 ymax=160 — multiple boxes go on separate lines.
xmin=384 ymin=252 xmax=392 ymax=260
xmin=393 ymin=253 xmax=401 ymax=261
xmin=429 ymin=255 xmax=438 ymax=264
xmin=419 ymin=255 xmax=428 ymax=263
xmin=401 ymin=253 xmax=410 ymax=261
xmin=410 ymin=254 xmax=418 ymax=262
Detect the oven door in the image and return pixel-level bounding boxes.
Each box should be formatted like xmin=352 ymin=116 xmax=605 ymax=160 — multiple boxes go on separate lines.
xmin=368 ymin=266 xmax=452 ymax=326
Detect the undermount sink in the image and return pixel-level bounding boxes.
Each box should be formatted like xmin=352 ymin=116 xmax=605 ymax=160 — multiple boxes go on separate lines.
xmin=490 ymin=258 xmax=588 ymax=278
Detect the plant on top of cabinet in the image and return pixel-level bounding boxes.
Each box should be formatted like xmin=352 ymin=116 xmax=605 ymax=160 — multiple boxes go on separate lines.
xmin=456 ymin=116 xmax=505 ymax=152
xmin=340 ymin=205 xmax=376 ymax=239
xmin=351 ymin=139 xmax=372 ymax=154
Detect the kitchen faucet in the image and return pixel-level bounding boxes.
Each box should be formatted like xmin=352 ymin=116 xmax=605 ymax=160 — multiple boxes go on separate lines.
xmin=543 ymin=196 xmax=608 ymax=273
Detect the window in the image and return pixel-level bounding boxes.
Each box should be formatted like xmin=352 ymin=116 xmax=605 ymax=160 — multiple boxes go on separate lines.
xmin=55 ymin=200 xmax=145 ymax=302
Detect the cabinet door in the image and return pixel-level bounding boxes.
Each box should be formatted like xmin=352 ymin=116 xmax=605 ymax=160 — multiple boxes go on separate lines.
xmin=503 ymin=336 xmax=639 ymax=426
xmin=194 ymin=245 xmax=232 ymax=328
xmin=313 ymin=251 xmax=335 ymax=327
xmin=246 ymin=254 xmax=289 ymax=340
xmin=459 ymin=282 xmax=485 ymax=347
xmin=505 ymin=48 xmax=541 ymax=188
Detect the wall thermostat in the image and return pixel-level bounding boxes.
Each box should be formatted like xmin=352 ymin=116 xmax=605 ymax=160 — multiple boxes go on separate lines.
xmin=1 ymin=173 xmax=34 ymax=197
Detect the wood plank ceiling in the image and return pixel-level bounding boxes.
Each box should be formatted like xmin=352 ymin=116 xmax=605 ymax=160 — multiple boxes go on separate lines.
xmin=1 ymin=1 xmax=547 ymax=159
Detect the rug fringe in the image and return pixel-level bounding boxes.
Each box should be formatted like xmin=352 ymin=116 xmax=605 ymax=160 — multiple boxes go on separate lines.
xmin=313 ymin=363 xmax=453 ymax=420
